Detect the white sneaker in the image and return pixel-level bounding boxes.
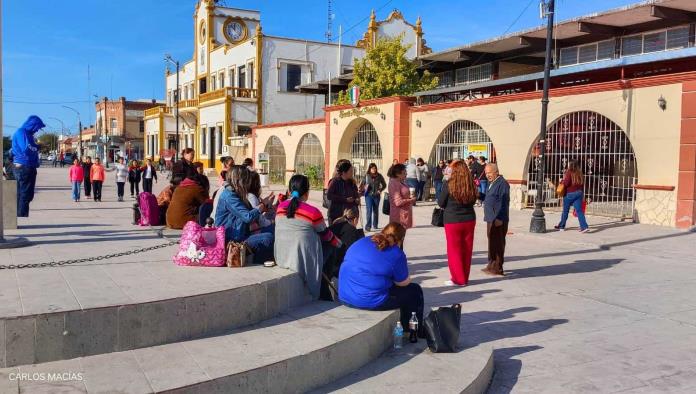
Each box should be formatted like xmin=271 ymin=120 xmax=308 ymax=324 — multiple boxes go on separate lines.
xmin=444 ymin=280 xmax=466 ymax=287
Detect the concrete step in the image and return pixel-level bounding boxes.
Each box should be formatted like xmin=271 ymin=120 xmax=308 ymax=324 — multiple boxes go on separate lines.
xmin=0 ymin=303 xmax=399 ymax=393
xmin=0 ymin=265 xmax=307 ymax=367
xmin=314 ymin=342 xmax=494 ymax=394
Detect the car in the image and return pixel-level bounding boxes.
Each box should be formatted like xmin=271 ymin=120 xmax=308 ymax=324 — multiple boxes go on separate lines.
xmin=63 ymin=153 xmax=74 ymax=164
xmin=47 ymin=154 xmax=56 ymax=162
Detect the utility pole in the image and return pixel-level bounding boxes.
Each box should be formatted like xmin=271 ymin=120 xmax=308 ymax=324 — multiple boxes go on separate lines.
xmin=103 ymin=97 xmax=109 ymax=167
xmin=62 ymin=106 xmax=82 ymax=158
xmin=165 ymin=54 xmax=180 ymax=161
xmin=529 ymin=0 xmax=555 ymax=234
xmin=326 ymin=0 xmax=333 ymax=43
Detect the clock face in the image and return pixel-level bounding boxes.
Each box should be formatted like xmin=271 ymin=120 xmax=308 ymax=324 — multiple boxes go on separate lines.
xmin=225 ymin=21 xmax=245 ymax=42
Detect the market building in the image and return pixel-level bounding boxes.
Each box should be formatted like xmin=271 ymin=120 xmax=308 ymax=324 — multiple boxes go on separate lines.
xmin=253 ymin=0 xmax=696 ymax=229
xmin=143 ymin=0 xmax=428 ymax=172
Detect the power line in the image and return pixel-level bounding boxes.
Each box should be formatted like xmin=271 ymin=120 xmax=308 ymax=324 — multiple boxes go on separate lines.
xmin=3 ymin=99 xmax=92 ymax=105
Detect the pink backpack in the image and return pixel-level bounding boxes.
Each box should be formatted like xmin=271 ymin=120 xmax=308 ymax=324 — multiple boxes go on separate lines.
xmin=173 ymin=221 xmax=226 ymax=267
xmin=138 ymin=192 xmax=160 ymax=226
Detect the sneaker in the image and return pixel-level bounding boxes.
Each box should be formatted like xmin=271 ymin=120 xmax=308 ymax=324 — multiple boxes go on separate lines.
xmin=554 ymin=225 xmax=565 ymax=231
xmin=263 ymin=261 xmax=276 ymax=267
xmin=443 ymin=280 xmax=466 ymax=287
xmin=579 ymin=228 xmax=590 ymax=233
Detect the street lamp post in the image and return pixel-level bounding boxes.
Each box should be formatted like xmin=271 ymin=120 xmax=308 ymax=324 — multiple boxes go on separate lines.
xmin=529 ymin=0 xmax=555 ymax=234
xmin=165 ymin=54 xmax=180 ymax=162
xmin=62 ymin=106 xmax=82 ymax=159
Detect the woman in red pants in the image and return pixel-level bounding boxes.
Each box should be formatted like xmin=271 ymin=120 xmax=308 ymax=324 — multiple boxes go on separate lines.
xmin=437 ymin=160 xmax=478 ymax=286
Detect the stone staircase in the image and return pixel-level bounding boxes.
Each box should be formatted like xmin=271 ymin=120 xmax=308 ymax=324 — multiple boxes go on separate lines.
xmin=0 ymin=265 xmax=493 ymax=393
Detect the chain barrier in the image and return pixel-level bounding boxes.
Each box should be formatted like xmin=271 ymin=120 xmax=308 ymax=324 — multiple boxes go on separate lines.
xmin=0 ymin=240 xmax=179 ymax=270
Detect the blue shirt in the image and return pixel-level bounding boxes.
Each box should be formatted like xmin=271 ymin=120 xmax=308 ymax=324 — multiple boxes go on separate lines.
xmin=214 ymin=188 xmax=261 ymax=242
xmin=338 ymin=237 xmax=409 ymax=308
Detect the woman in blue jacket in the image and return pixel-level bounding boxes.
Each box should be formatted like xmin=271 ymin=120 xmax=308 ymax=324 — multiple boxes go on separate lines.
xmin=215 ymin=165 xmax=275 ymax=265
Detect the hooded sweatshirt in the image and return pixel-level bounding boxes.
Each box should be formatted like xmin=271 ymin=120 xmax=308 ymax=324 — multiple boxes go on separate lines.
xmin=11 ymin=115 xmax=45 ymax=168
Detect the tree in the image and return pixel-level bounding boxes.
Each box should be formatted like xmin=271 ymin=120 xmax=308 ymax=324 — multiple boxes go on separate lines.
xmin=37 ymin=133 xmax=59 ymax=154
xmin=337 ymin=36 xmax=437 ymax=104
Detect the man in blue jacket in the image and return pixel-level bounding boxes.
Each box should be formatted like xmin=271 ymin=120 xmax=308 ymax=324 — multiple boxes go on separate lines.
xmin=482 ymin=163 xmax=510 ymax=276
xmin=11 ymin=115 xmax=45 ymax=217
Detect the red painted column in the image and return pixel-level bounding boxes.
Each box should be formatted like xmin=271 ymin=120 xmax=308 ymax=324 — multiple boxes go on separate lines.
xmin=677 ymin=81 xmax=696 ymax=228
xmin=324 ymin=110 xmax=332 ymax=187
xmin=393 ymin=100 xmax=413 ymax=163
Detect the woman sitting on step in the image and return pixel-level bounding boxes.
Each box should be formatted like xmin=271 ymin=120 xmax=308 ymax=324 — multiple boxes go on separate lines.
xmin=275 ymin=174 xmax=342 ymax=300
xmin=166 ymin=168 xmax=209 ymax=230
xmin=338 ymin=223 xmax=424 ymax=336
xmin=215 ymin=165 xmax=275 ymax=265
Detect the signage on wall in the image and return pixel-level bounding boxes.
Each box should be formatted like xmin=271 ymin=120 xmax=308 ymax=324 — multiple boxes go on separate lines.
xmin=349 ymin=85 xmax=360 ymax=107
xmin=466 ymin=144 xmax=489 ymax=158
xmin=338 ymin=106 xmax=380 ymax=119
xmin=258 ymin=152 xmax=269 ymax=164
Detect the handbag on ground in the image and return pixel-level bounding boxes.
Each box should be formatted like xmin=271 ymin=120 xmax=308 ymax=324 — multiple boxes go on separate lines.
xmin=424 ymin=303 xmax=462 ymax=353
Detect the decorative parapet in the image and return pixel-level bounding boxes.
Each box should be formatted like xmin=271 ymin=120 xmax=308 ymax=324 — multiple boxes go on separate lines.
xmin=199 ymin=87 xmax=258 ymax=105
xmin=144 ymin=106 xmax=171 ymax=118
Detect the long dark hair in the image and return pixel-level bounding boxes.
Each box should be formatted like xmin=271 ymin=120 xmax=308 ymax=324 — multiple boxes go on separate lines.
xmin=448 ymin=160 xmax=477 ymax=204
xmin=286 ymin=174 xmax=309 ymax=219
xmin=387 ymin=163 xmax=406 ymax=178
xmin=567 ymin=160 xmax=584 ymax=186
xmin=367 ymin=163 xmax=379 ymax=177
xmin=249 ymin=171 xmax=261 ymax=198
xmin=227 ymin=165 xmax=253 ymax=206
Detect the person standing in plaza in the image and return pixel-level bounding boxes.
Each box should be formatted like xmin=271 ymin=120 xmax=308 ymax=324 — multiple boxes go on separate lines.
xmin=415 ymin=158 xmax=429 ymax=201
xmin=361 ymin=163 xmax=386 ymax=232
xmin=482 ymin=163 xmax=510 ymax=276
xmin=326 ymin=160 xmax=360 ymax=224
xmin=141 ymin=158 xmax=158 ymax=194
xmin=438 ymin=160 xmax=477 ymax=286
xmin=405 ymin=158 xmax=420 ymax=206
xmin=128 ymin=160 xmax=141 ymax=198
xmin=433 ymin=160 xmax=446 ymax=202
xmin=68 ymin=158 xmax=84 ymax=202
xmin=114 ymin=157 xmax=128 ymax=202
xmin=387 ymin=163 xmax=416 ymax=231
xmin=82 ymin=156 xmax=93 ymax=199
xmin=58 ymin=152 xmax=65 ymax=168
xmin=11 ymin=115 xmax=45 ymax=217
xmin=477 ymin=156 xmax=489 ymax=205
xmin=90 ymin=158 xmax=106 ymax=202
xmin=555 ymin=160 xmax=590 ymax=233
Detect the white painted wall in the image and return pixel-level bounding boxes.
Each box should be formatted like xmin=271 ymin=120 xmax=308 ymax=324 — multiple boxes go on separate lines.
xmin=377 ymin=19 xmax=418 ymax=59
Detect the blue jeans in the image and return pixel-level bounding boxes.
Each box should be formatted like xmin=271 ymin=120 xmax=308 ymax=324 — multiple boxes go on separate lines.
xmin=558 ymin=190 xmax=589 ymax=230
xmin=364 ymin=194 xmax=381 ymax=230
xmin=71 ymin=181 xmax=81 ymax=201
xmin=478 ymin=180 xmax=489 ymax=202
xmin=416 ymin=180 xmax=426 ymax=201
xmin=405 ymin=178 xmax=418 ymax=203
xmin=13 ymin=166 xmax=37 ymax=217
xmin=246 ymin=232 xmax=274 ymax=265
xmin=434 ymin=180 xmax=443 ymax=202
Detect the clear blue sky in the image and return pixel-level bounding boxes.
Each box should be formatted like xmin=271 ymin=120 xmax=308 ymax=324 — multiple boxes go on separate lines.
xmin=3 ymin=0 xmax=639 ymax=136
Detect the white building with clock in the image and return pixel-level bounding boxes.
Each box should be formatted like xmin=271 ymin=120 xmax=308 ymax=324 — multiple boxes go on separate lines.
xmin=143 ymin=0 xmax=429 ymax=172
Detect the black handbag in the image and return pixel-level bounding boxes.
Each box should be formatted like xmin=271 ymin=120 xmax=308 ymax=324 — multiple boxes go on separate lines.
xmin=431 ymin=207 xmax=444 ymax=227
xmin=424 ymin=303 xmax=462 ymax=353
xmin=382 ymin=192 xmax=390 ymax=215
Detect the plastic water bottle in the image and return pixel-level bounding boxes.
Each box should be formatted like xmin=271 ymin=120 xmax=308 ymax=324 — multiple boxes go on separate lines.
xmin=409 ymin=312 xmax=419 ymax=343
xmin=393 ymin=321 xmax=404 ymax=349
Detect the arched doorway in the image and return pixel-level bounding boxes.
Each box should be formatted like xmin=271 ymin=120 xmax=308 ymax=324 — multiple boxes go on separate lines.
xmin=428 ymin=120 xmax=495 ymax=167
xmin=264 ymin=136 xmax=286 ymax=184
xmin=525 ymin=111 xmax=637 ymax=218
xmin=349 ymin=121 xmax=382 ymax=179
xmin=294 ymin=133 xmax=324 ymax=189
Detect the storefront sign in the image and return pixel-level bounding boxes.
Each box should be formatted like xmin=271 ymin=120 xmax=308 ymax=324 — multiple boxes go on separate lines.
xmin=338 ymin=106 xmax=380 ymax=118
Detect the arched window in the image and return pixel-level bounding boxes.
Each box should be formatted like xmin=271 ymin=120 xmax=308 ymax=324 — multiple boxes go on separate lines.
xmin=264 ymin=136 xmax=286 ymax=184
xmin=294 ymin=133 xmax=324 ymax=189
xmin=350 ymin=121 xmax=382 ymax=179
xmin=428 ymin=120 xmax=494 ymax=167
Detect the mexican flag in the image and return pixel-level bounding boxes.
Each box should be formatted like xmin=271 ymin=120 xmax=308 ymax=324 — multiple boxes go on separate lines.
xmin=348 ymin=86 xmax=360 ymax=107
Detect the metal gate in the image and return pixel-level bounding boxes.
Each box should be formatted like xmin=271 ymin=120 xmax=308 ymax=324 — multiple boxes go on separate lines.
xmin=264 ymin=136 xmax=286 ymax=184
xmin=429 ymin=120 xmax=494 ymax=167
xmin=350 ymin=122 xmax=382 ymax=179
xmin=525 ymin=111 xmax=637 ymax=218
xmin=294 ymin=133 xmax=324 ymax=189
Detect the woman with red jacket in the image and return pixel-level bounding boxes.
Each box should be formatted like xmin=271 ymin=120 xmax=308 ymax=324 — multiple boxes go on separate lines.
xmin=90 ymin=158 xmax=106 ymax=202
xmin=68 ymin=158 xmax=84 ymax=202
xmin=555 ymin=160 xmax=589 ymax=233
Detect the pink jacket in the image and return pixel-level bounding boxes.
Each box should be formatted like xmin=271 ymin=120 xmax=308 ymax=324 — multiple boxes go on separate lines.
xmin=69 ymin=165 xmax=84 ymax=182
xmin=388 ymin=178 xmax=415 ymax=229
xmin=90 ymin=164 xmax=105 ymax=181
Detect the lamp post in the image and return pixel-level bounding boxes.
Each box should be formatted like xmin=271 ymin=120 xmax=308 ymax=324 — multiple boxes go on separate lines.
xmin=529 ymin=0 xmax=555 ymax=234
xmin=164 ymin=54 xmax=180 ymax=162
xmin=62 ymin=106 xmax=82 ymax=159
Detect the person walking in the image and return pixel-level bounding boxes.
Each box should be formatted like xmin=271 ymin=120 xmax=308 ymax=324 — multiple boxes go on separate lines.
xmin=554 ymin=160 xmax=589 ymax=233
xmin=82 ymin=156 xmax=93 ymax=199
xmin=360 ymin=163 xmax=386 ymax=232
xmin=58 ymin=152 xmax=65 ymax=168
xmin=114 ymin=157 xmax=128 ymax=202
xmin=438 ymin=160 xmax=477 ymax=287
xmin=68 ymin=158 xmax=84 ymax=202
xmin=11 ymin=115 xmax=45 ymax=217
xmin=415 ymin=158 xmax=429 ymax=201
xmin=128 ymin=160 xmax=141 ymax=198
xmin=326 ymin=160 xmax=360 ymax=224
xmin=387 ymin=163 xmax=416 ymax=230
xmin=477 ymin=156 xmax=489 ymax=205
xmin=141 ymin=158 xmax=158 ymax=194
xmin=90 ymin=158 xmax=106 ymax=202
xmin=433 ymin=160 xmax=446 ymax=202
xmin=482 ymin=163 xmax=510 ymax=277
xmin=405 ymin=158 xmax=420 ymax=206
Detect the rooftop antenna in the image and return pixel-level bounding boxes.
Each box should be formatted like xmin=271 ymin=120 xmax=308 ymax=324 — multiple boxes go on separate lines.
xmin=326 ymin=0 xmax=333 ymax=43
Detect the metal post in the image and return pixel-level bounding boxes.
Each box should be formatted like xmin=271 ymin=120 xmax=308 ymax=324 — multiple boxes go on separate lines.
xmin=175 ymin=61 xmax=180 ymax=162
xmin=529 ymin=0 xmax=555 ymax=234
xmin=103 ymin=97 xmax=109 ymax=167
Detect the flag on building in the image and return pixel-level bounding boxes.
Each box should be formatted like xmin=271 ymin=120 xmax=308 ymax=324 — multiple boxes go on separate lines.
xmin=349 ymin=86 xmax=360 ymax=107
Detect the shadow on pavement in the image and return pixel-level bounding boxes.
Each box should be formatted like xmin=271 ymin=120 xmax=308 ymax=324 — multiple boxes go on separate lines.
xmin=486 ymin=345 xmax=544 ymax=394
xmin=467 ymin=258 xmax=624 ymax=286
xmin=17 ymin=223 xmax=109 ymax=229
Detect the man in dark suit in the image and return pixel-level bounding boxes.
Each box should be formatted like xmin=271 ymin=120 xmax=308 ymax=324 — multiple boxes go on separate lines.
xmin=141 ymin=158 xmax=158 ymax=193
xmin=482 ymin=163 xmax=510 ymax=276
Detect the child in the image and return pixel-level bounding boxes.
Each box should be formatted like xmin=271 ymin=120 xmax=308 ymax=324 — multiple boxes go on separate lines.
xmin=90 ymin=158 xmax=106 ymax=202
xmin=69 ymin=158 xmax=84 ymax=202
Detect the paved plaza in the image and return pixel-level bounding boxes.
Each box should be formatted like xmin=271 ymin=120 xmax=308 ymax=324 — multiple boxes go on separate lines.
xmin=2 ymin=167 xmax=696 ymax=393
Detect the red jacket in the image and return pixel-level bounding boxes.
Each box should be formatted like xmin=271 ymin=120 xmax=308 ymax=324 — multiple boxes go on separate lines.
xmin=69 ymin=165 xmax=84 ymax=182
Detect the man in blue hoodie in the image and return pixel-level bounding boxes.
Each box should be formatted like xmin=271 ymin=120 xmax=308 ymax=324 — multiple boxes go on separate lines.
xmin=11 ymin=115 xmax=45 ymax=217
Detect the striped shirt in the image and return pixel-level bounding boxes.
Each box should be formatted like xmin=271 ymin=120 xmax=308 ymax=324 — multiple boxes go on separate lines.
xmin=277 ymin=199 xmax=342 ymax=248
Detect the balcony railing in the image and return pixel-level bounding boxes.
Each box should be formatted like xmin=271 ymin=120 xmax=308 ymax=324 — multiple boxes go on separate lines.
xmin=179 ymin=99 xmax=199 ymax=109
xmin=144 ymin=106 xmax=171 ymax=117
xmin=199 ymin=87 xmax=258 ymax=104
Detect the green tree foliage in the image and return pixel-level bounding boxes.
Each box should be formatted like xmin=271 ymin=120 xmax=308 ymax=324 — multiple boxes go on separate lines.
xmin=336 ymin=36 xmax=437 ymax=104
xmin=37 ymin=133 xmax=59 ymax=154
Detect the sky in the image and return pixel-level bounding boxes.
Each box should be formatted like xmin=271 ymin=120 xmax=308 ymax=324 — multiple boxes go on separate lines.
xmin=2 ymin=0 xmax=641 ymax=136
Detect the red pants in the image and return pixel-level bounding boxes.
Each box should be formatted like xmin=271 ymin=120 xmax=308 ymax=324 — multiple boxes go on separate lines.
xmin=444 ymin=220 xmax=476 ymax=285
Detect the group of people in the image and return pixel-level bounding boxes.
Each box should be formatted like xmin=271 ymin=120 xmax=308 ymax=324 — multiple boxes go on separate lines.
xmin=67 ymin=156 xmax=158 ymax=202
